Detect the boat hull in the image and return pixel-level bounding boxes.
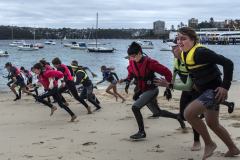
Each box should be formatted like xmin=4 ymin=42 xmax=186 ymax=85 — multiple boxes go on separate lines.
xmin=87 ymin=47 xmax=114 ymax=53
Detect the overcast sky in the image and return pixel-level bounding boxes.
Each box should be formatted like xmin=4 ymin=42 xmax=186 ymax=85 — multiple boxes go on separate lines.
xmin=0 ymin=0 xmax=239 ymax=30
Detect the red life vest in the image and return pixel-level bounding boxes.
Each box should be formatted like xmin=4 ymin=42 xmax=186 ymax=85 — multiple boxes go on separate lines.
xmin=39 ymin=70 xmax=58 ymax=90
xmin=25 ymin=69 xmax=31 ymax=76
xmin=12 ymin=66 xmax=22 ymax=76
xmin=57 ymin=64 xmax=73 ymax=81
xmin=129 ymin=57 xmax=155 ymax=91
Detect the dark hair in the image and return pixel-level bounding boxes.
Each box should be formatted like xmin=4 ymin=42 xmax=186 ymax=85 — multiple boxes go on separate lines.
xmin=46 ymin=62 xmax=50 ymax=65
xmin=20 ymin=66 xmax=25 ymax=70
xmin=178 ymin=27 xmax=199 ymax=43
xmin=33 ymin=63 xmax=43 ymax=70
xmin=127 ymin=41 xmax=142 ymax=55
xmin=52 ymin=57 xmax=61 ymax=65
xmin=39 ymin=58 xmax=47 ymax=66
xmin=101 ymin=65 xmax=115 ymax=71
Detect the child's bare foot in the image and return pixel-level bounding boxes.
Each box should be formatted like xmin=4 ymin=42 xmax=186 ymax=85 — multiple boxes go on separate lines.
xmin=64 ymin=102 xmax=69 ymax=106
xmin=87 ymin=106 xmax=92 ymax=114
xmin=115 ymin=95 xmax=118 ymax=101
xmin=202 ymin=141 xmax=217 ymax=160
xmin=121 ymin=98 xmax=126 ymax=103
xmin=222 ymin=147 xmax=240 ymax=157
xmin=71 ymin=115 xmax=77 ymax=122
xmin=191 ymin=141 xmax=201 ymax=151
xmin=50 ymin=106 xmax=57 ymax=116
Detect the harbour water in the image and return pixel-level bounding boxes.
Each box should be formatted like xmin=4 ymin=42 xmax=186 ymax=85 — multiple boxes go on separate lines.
xmin=0 ymin=39 xmax=239 ymax=94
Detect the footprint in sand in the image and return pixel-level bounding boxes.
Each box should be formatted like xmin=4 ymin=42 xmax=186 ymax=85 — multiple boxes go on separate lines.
xmin=230 ymin=122 xmax=240 ymax=128
xmin=89 ymin=131 xmax=97 ymax=133
xmin=82 ymin=142 xmax=97 ymax=146
xmin=23 ymin=155 xmax=33 ymax=158
xmin=53 ymin=137 xmax=65 ymax=140
xmin=32 ymin=141 xmax=44 ymax=145
xmin=147 ymin=149 xmax=164 ymax=153
xmin=118 ymin=116 xmax=134 ymax=121
xmin=119 ymin=138 xmax=131 ymax=141
xmin=111 ymin=133 xmax=120 ymax=135
xmin=236 ymin=137 xmax=240 ymax=141
xmin=213 ymin=151 xmax=223 ymax=157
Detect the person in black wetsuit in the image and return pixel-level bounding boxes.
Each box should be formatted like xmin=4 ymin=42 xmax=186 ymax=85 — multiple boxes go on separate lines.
xmin=3 ymin=69 xmax=22 ymax=97
xmin=20 ymin=66 xmax=39 ymax=96
xmin=119 ymin=42 xmax=185 ymax=139
xmin=71 ymin=61 xmax=101 ymax=112
xmin=96 ymin=66 xmax=125 ymax=103
xmin=52 ymin=57 xmax=92 ymax=114
xmin=172 ymin=27 xmax=239 ymax=159
xmin=4 ymin=62 xmax=36 ymax=101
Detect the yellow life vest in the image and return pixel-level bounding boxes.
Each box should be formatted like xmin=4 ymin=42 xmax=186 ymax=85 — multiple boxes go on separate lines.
xmin=181 ymin=44 xmax=208 ymax=69
xmin=174 ymin=58 xmax=188 ymax=75
xmin=77 ymin=70 xmax=88 ymax=83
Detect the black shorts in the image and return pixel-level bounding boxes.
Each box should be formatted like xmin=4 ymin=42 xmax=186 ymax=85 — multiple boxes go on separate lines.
xmin=14 ymin=77 xmax=26 ymax=88
xmin=197 ymin=89 xmax=220 ymax=111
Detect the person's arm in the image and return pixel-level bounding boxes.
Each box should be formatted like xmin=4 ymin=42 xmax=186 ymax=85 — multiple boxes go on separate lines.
xmin=173 ymin=75 xmax=194 ymax=91
xmin=194 ymin=47 xmax=233 ymax=90
xmin=110 ymin=72 xmax=119 ymax=81
xmin=149 ymin=59 xmax=172 ymax=83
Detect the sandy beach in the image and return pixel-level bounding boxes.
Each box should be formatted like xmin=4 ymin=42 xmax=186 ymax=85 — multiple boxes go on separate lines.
xmin=0 ymin=84 xmax=239 ymax=160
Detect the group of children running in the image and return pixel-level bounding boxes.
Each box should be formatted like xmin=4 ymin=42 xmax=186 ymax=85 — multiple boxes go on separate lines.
xmin=3 ymin=27 xmax=240 ymax=160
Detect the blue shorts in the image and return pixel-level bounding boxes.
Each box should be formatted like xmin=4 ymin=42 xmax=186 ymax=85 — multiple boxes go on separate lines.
xmin=111 ymin=79 xmax=117 ymax=84
xmin=197 ymin=89 xmax=220 ymax=111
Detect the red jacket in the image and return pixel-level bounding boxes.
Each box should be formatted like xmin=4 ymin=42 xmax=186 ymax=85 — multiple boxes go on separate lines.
xmin=127 ymin=57 xmax=172 ymax=91
xmin=38 ymin=70 xmax=63 ymax=90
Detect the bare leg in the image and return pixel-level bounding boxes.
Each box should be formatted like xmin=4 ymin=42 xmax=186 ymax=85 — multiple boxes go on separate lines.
xmin=112 ymin=84 xmax=125 ymax=103
xmin=10 ymin=84 xmax=18 ymax=95
xmin=204 ymin=110 xmax=240 ymax=157
xmin=21 ymin=87 xmax=33 ymax=96
xmin=105 ymin=84 xmax=118 ymax=101
xmin=184 ymin=100 xmax=217 ymax=160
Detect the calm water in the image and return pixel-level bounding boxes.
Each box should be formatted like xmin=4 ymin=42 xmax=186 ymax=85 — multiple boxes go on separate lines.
xmin=0 ymin=39 xmax=239 ymax=93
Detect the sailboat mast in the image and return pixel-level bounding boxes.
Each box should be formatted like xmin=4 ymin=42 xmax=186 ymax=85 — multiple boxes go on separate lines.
xmin=96 ymin=13 xmax=98 ymax=48
xmin=34 ymin=26 xmax=35 ymax=45
xmin=12 ymin=26 xmax=13 ymax=40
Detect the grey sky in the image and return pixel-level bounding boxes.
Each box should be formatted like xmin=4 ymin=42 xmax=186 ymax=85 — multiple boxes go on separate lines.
xmin=0 ymin=0 xmax=239 ymax=29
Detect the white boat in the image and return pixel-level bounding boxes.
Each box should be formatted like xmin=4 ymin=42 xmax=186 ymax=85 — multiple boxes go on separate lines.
xmin=9 ymin=40 xmax=25 ymax=47
xmin=71 ymin=42 xmax=87 ymax=49
xmin=136 ymin=40 xmax=154 ymax=49
xmin=88 ymin=13 xmax=115 ymax=53
xmin=0 ymin=49 xmax=9 ymax=57
xmin=63 ymin=41 xmax=77 ymax=47
xmin=87 ymin=46 xmax=115 ymax=53
xmin=88 ymin=41 xmax=101 ymax=45
xmin=18 ymin=44 xmax=39 ymax=51
xmin=160 ymin=46 xmax=172 ymax=51
xmin=45 ymin=40 xmax=56 ymax=45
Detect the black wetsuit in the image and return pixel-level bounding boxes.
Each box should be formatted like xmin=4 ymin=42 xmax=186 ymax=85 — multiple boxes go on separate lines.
xmin=99 ymin=70 xmax=119 ymax=84
xmin=57 ymin=65 xmax=89 ymax=108
xmin=74 ymin=70 xmax=101 ymax=109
